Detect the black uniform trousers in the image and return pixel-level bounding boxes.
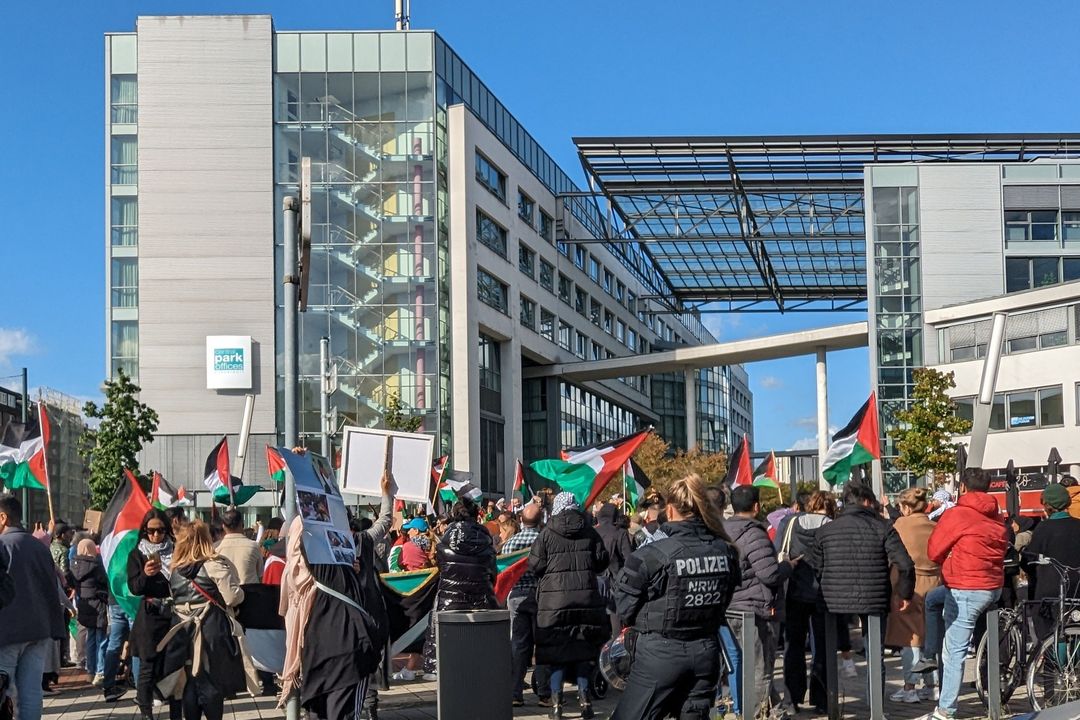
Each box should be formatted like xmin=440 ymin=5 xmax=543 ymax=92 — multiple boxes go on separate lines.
xmin=612 ymin=633 xmax=719 ymax=720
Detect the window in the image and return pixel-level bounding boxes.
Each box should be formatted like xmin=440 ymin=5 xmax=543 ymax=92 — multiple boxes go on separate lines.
xmin=111 ymin=197 xmax=138 ymax=246
xmin=478 ymin=335 xmax=501 ymax=392
xmin=1008 ymin=390 xmax=1037 ymax=429
xmin=110 ymin=257 xmax=138 ymax=308
xmin=475 ymin=153 xmax=506 ymax=201
xmin=558 ymin=321 xmax=572 ymax=351
xmin=478 ymin=417 xmax=505 ymax=494
xmin=540 ymin=309 xmax=555 ymax=341
xmin=627 ymin=291 xmax=637 ymax=314
xmin=616 ymin=320 xmax=626 ymax=343
xmin=590 ymin=299 xmax=601 ymax=326
xmin=574 ymin=287 xmax=587 ymax=316
xmin=518 ymin=243 xmax=535 ymax=278
xmin=111 ymin=320 xmax=138 ymax=379
xmin=1064 ymin=212 xmax=1080 ymax=244
xmin=1005 ymin=257 xmax=1033 ymax=293
xmin=588 ymin=256 xmax=601 ymax=282
xmin=627 ymin=328 xmax=638 ymax=350
xmin=575 ymin=332 xmax=587 ymax=359
xmin=517 ymin=189 xmax=534 ymax=226
xmin=1005 ymin=210 xmax=1058 ymax=246
xmin=1040 ymin=386 xmax=1064 ymax=426
xmin=615 ymin=280 xmax=625 ymax=304
xmin=476 ymin=210 xmax=507 ymax=257
xmin=520 ymin=296 xmax=536 ymax=330
xmin=477 ymin=269 xmax=508 ymax=313
xmin=111 ymin=75 xmax=138 ymax=124
xmin=573 ymin=245 xmax=587 ymax=270
xmin=539 ymin=259 xmax=554 ymax=292
xmin=111 ymin=135 xmax=137 ymax=184
xmin=1033 ymin=257 xmax=1060 ymax=287
xmin=539 ymin=210 xmax=553 ymax=242
xmin=603 ymin=269 xmax=614 ymax=295
xmin=590 ymin=341 xmax=603 ymax=361
xmin=965 ymin=385 xmax=1066 ymax=432
xmin=603 ymin=310 xmax=614 ymax=335
xmin=558 ymin=273 xmax=572 ymax=305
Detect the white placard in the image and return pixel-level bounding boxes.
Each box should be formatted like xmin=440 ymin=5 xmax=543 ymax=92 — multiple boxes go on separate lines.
xmin=340 ymin=426 xmax=435 ymax=503
xmin=206 ymin=335 xmax=253 ymax=390
xmin=279 ymin=448 xmax=355 ymax=566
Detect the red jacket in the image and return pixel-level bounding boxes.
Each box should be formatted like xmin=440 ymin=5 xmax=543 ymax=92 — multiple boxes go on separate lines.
xmin=928 ymin=491 xmax=1008 ymax=591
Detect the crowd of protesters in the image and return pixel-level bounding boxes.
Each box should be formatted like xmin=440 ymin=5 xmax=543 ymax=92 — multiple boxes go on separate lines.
xmin=2 ymin=462 xmax=1080 ymax=720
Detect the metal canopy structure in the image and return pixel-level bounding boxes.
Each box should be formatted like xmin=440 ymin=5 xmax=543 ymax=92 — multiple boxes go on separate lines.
xmin=573 ymin=133 xmax=1080 ymax=312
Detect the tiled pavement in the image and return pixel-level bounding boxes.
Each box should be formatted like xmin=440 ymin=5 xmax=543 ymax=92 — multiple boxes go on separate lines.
xmin=42 ymin=652 xmax=1018 ymax=719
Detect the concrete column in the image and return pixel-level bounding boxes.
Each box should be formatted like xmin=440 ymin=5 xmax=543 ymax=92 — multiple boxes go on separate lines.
xmin=684 ymin=368 xmax=698 ymax=452
xmin=816 ymin=347 xmax=829 ymax=489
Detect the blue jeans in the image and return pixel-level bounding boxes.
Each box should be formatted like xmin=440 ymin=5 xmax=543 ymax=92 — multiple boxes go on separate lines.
xmin=0 ymin=638 xmax=52 ymax=720
xmin=938 ymin=588 xmax=1000 ymax=716
xmin=549 ymin=662 xmax=590 ymax=700
xmin=719 ymin=625 xmax=742 ymax=713
xmin=103 ymin=604 xmax=137 ymax=691
xmin=923 ymin=584 xmax=948 ymax=658
xmin=84 ymin=625 xmax=108 ymax=678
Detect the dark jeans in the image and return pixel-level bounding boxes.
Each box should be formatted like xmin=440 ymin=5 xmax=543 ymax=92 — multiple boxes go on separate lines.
xmin=549 ymin=662 xmax=591 ymax=701
xmin=181 ymin=673 xmax=223 ymax=720
xmin=136 ymin=655 xmax=181 ymax=720
xmin=785 ymin=598 xmax=829 ymax=709
xmin=508 ymin=591 xmax=548 ymax=700
xmin=613 ymin=634 xmax=719 ymax=720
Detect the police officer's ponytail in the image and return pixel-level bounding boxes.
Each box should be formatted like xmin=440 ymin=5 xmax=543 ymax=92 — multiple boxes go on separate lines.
xmin=666 ymin=473 xmax=732 ymax=541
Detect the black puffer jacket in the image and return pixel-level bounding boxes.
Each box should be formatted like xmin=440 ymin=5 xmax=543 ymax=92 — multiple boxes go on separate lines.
xmin=529 ymin=508 xmax=611 ymax=664
xmin=594 ymin=504 xmax=634 ymax=580
xmin=435 ymin=520 xmax=497 ymax=611
xmin=724 ymin=515 xmax=785 ymax=618
xmin=69 ymin=555 xmax=110 ymax=629
xmin=808 ymin=504 xmax=915 ymax=615
xmin=774 ymin=512 xmax=831 ymax=604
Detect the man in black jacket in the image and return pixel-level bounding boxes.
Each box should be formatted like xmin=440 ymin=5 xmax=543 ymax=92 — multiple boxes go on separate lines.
xmin=808 ymin=482 xmax=914 ymax=697
xmin=1020 ymin=483 xmax=1080 ymax=640
xmin=723 ymin=485 xmax=793 ymax=719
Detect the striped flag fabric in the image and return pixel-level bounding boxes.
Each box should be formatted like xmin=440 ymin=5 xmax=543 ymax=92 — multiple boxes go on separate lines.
xmin=623 ymin=458 xmax=651 ymax=511
xmin=724 ymin=434 xmax=753 ymax=488
xmin=438 ymin=470 xmax=482 ymax=505
xmin=512 ymin=460 xmax=528 ymax=503
xmin=0 ymin=403 xmax=50 ymax=491
xmin=752 ymin=451 xmax=779 ymax=490
xmin=203 ymin=436 xmax=230 ymax=493
xmin=100 ymin=469 xmax=152 ymax=619
xmin=822 ymin=392 xmax=881 ymax=486
xmin=266 ymin=445 xmax=287 ymax=485
xmin=527 ymin=429 xmax=651 ymax=508
xmin=431 ymin=455 xmax=449 ymax=486
xmin=149 ymin=471 xmax=188 ymax=509
xmin=493 ymin=548 xmax=531 ymax=603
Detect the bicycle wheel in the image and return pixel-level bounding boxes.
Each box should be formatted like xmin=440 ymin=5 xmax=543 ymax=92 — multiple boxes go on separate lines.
xmin=975 ymin=610 xmax=1023 ymax=706
xmin=1026 ymin=630 xmax=1080 ymax=710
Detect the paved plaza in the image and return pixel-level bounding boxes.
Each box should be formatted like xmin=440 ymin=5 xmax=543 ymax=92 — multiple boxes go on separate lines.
xmin=40 ymin=650 xmax=1007 ymax=720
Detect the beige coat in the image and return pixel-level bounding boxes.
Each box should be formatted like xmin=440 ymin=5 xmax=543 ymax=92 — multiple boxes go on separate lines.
xmin=216 ymin=533 xmax=263 ymax=585
xmin=885 ymin=512 xmax=941 ymax=647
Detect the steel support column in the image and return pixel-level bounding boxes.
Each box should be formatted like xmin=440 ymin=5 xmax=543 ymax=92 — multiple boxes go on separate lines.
xmin=684 ymin=368 xmax=698 ymax=452
xmin=816 ymin=347 xmax=829 ymax=489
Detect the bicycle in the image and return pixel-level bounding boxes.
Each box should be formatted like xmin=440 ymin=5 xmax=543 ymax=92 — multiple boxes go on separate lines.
xmin=1025 ymin=555 xmax=1080 ymax=711
xmin=974 ymin=603 xmax=1026 ymax=706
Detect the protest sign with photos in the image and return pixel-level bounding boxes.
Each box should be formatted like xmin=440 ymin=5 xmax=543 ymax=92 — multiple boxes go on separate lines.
xmin=278 ymin=447 xmax=355 ymax=566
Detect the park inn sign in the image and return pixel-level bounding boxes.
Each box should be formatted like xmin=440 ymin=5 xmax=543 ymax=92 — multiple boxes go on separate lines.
xmin=206 ymin=335 xmax=253 ymax=390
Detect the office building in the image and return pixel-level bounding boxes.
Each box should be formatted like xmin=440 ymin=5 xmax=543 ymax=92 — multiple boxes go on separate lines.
xmin=103 ymin=16 xmax=753 ymax=502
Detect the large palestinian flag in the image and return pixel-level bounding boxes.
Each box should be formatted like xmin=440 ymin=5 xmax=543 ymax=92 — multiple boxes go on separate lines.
xmin=822 ymin=392 xmax=881 ymax=486
xmin=724 ymin=434 xmax=753 ymax=488
xmin=100 ymin=469 xmax=152 ymax=619
xmin=752 ymin=451 xmax=779 ymax=490
xmin=0 ymin=403 xmax=50 ymax=491
xmin=526 ymin=430 xmax=650 ymax=508
xmin=204 ymin=436 xmax=230 ymax=494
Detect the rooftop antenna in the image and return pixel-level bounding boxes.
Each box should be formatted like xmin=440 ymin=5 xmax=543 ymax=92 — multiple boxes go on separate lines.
xmin=395 ymin=0 xmax=411 ymax=30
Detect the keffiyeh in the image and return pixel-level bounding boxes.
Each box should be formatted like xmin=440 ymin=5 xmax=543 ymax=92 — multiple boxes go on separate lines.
xmin=552 ymin=491 xmax=579 ymax=517
xmin=411 ymin=535 xmax=431 ymax=553
xmin=928 ymin=489 xmax=955 ymax=521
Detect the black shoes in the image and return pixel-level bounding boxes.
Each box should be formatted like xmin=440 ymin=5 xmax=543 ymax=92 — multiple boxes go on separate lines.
xmin=579 ymin=690 xmax=594 ymax=719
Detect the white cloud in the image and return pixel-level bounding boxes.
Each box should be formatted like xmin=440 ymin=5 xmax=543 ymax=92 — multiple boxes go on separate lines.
xmin=0 ymin=328 xmax=35 ymax=367
xmin=788 ymin=425 xmax=840 ymax=452
xmin=759 ymin=375 xmax=782 ymax=390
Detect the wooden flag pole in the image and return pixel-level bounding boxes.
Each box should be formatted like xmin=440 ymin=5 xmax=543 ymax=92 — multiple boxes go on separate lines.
xmin=37 ymin=397 xmax=55 ymax=524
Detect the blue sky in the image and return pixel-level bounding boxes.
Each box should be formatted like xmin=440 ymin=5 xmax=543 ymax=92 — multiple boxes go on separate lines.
xmin=3 ymin=0 xmax=1079 ymax=450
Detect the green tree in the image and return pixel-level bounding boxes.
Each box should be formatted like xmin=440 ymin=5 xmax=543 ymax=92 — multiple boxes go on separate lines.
xmin=383 ymin=392 xmax=423 ymax=433
xmin=890 ymin=368 xmax=972 ymax=485
xmin=628 ymin=432 xmax=728 ymax=499
xmin=78 ymin=369 xmax=160 ymax=509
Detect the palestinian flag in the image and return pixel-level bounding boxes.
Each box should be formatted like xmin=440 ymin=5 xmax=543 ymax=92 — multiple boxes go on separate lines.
xmin=0 ymin=403 xmax=50 ymax=491
xmin=527 ymin=429 xmax=651 ymax=508
xmin=381 ymin=568 xmax=440 ymax=652
xmin=431 ymin=455 xmax=449 ymax=486
xmin=266 ymin=445 xmax=287 ymax=485
xmin=752 ymin=451 xmax=779 ymax=490
xmin=623 ymin=459 xmax=650 ymax=511
xmin=493 ymin=548 xmax=531 ymax=603
xmin=724 ymin=434 xmax=753 ymax=488
xmin=213 ymin=477 xmax=259 ymax=506
xmin=149 ymin=471 xmax=188 ymax=509
xmin=512 ymin=460 xmax=528 ymax=503
xmin=822 ymin=392 xmax=881 ymax=486
xmin=100 ymin=469 xmax=152 ymax=619
xmin=204 ymin=436 xmax=230 ymax=493
xmin=438 ymin=470 xmax=482 ymax=505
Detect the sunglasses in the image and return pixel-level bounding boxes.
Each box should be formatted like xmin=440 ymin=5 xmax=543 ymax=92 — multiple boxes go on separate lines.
xmin=146 ymin=526 xmax=166 ymax=535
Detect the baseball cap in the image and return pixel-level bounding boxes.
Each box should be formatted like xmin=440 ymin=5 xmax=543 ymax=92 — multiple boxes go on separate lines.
xmin=1042 ymin=483 xmax=1071 ymax=512
xmin=403 ymin=517 xmax=429 ymax=532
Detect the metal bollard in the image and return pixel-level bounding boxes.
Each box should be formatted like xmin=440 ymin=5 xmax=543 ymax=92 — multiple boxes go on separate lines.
xmin=824 ymin=613 xmax=839 ymax=720
xmin=867 ymin=615 xmax=884 ymax=720
xmin=738 ymin=611 xmax=757 ymax=720
xmin=987 ymin=608 xmax=1002 ymax=720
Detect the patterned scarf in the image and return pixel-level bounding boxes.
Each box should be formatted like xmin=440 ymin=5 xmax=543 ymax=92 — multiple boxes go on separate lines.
xmin=411 ymin=535 xmax=431 ymax=553
xmin=552 ymin=491 xmax=579 ymax=517
xmin=138 ymin=538 xmax=174 ymax=579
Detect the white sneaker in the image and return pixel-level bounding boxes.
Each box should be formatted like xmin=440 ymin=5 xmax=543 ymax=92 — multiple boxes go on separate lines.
xmin=841 ymin=657 xmax=857 ymax=678
xmin=421 ymin=673 xmax=436 ymax=682
xmin=391 ymin=668 xmax=415 ymax=681
xmin=889 ymin=688 xmax=920 ymax=703
xmin=91 ymin=674 xmax=105 ymax=687
xmin=917 ymin=687 xmax=937 ymax=701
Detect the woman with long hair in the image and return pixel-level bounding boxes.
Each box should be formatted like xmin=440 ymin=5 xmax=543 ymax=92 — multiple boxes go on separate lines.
xmin=612 ymin=474 xmax=741 ymax=720
xmin=885 ymin=487 xmax=940 ymax=704
xmin=157 ymin=520 xmax=256 ymax=720
xmin=69 ymin=537 xmax=110 ymax=686
xmin=529 ymin=492 xmax=610 ymax=718
xmin=128 ymin=508 xmax=180 ymax=720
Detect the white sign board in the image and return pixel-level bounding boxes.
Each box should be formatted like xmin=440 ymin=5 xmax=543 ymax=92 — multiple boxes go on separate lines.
xmin=340 ymin=427 xmax=435 ymax=504
xmin=206 ymin=335 xmax=253 ymax=390
xmin=278 ymin=448 xmax=355 ymax=566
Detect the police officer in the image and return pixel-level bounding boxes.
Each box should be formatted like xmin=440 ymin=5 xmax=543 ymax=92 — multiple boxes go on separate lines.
xmin=611 ymin=473 xmax=741 ymax=719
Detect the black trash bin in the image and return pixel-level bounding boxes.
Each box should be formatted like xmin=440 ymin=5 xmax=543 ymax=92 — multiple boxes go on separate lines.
xmin=436 ymin=609 xmax=512 ymax=720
